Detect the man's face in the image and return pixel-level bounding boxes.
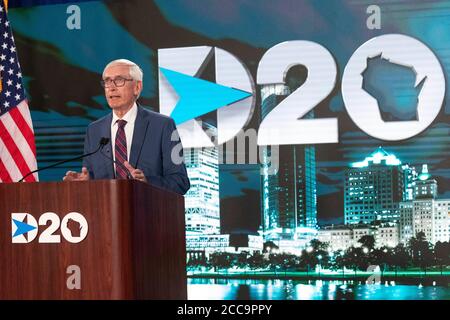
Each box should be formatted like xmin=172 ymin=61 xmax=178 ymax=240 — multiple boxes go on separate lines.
xmin=103 ymin=64 xmax=142 ymax=111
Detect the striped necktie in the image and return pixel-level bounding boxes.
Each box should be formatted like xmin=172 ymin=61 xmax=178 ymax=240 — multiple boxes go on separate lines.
xmin=115 ymin=119 xmax=128 ymax=179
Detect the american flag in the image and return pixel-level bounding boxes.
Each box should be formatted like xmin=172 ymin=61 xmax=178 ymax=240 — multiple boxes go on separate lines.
xmin=0 ymin=1 xmax=38 ymax=182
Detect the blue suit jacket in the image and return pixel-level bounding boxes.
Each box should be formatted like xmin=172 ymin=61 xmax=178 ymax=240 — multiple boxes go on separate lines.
xmin=82 ymin=106 xmax=190 ymax=195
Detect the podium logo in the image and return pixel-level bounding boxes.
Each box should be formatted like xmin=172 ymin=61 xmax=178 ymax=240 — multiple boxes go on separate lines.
xmin=11 ymin=213 xmax=38 ymax=243
xmin=11 ymin=212 xmax=88 ymax=244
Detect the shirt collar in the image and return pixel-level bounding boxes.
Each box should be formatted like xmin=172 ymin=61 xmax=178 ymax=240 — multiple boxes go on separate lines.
xmin=112 ymin=102 xmax=138 ymax=126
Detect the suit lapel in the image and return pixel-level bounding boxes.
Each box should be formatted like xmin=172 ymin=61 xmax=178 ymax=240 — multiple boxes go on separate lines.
xmin=129 ymin=106 xmax=150 ymax=167
xmin=101 ymin=114 xmax=114 ymax=178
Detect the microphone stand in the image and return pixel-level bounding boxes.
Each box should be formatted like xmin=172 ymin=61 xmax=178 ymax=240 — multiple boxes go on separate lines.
xmin=18 ymin=138 xmax=109 ymax=182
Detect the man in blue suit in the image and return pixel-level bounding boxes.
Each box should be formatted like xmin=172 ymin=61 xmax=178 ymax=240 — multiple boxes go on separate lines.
xmin=63 ymin=59 xmax=190 ymax=195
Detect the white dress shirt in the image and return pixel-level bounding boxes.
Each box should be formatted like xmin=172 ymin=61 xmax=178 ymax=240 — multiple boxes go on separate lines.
xmin=111 ymin=103 xmax=137 ymax=165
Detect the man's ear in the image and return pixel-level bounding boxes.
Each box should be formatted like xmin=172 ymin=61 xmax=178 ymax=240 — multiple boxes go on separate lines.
xmin=134 ymin=81 xmax=143 ymax=97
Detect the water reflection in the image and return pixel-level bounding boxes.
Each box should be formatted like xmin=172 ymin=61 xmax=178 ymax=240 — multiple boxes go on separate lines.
xmin=188 ymin=278 xmax=450 ymax=300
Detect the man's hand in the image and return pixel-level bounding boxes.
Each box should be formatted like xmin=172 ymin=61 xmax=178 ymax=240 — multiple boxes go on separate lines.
xmin=63 ymin=167 xmax=89 ymax=181
xmin=124 ymin=161 xmax=148 ymax=183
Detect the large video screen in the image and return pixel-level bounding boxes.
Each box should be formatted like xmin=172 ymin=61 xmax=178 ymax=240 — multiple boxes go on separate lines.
xmin=6 ymin=0 xmax=450 ymax=300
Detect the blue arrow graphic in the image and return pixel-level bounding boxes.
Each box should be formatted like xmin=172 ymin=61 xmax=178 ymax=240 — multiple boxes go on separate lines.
xmin=12 ymin=218 xmax=37 ymax=237
xmin=160 ymin=67 xmax=252 ymax=125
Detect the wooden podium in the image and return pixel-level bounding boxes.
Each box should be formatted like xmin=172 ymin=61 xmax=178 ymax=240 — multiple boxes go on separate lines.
xmin=0 ymin=180 xmax=187 ymax=299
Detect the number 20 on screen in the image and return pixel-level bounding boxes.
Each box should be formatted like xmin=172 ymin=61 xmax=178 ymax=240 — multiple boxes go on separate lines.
xmin=158 ymin=34 xmax=445 ymax=148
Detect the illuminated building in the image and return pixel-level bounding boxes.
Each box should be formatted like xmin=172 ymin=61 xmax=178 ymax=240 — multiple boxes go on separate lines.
xmin=317 ymin=222 xmax=398 ymax=251
xmin=399 ymin=165 xmax=449 ymax=244
xmin=344 ymin=147 xmax=412 ymax=224
xmin=184 ymin=123 xmax=263 ymax=257
xmin=260 ymin=83 xmax=317 ymax=251
xmin=184 ymin=136 xmax=220 ymax=235
xmin=414 ymin=164 xmax=437 ymax=199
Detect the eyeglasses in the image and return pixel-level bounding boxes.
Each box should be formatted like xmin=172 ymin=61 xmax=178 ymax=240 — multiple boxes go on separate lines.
xmin=100 ymin=77 xmax=134 ymax=88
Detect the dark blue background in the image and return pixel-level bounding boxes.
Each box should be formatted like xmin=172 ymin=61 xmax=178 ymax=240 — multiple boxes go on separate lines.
xmin=9 ymin=0 xmax=96 ymax=8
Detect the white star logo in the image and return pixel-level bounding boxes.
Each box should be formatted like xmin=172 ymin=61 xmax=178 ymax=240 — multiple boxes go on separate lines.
xmin=3 ymin=101 xmax=9 ymax=108
xmin=8 ymin=68 xmax=13 ymax=75
xmin=1 ymin=43 xmax=7 ymax=50
xmin=3 ymin=32 xmax=8 ymax=39
xmin=9 ymin=57 xmax=14 ymax=64
xmin=5 ymin=91 xmax=10 ymax=97
xmin=16 ymin=83 xmax=21 ymax=90
xmin=6 ymin=79 xmax=12 ymax=86
xmin=15 ymin=94 xmax=21 ymax=101
xmin=0 ymin=54 xmax=6 ymax=61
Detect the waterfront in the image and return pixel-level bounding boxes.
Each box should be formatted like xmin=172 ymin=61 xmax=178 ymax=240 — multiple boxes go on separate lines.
xmin=188 ymin=278 xmax=450 ymax=300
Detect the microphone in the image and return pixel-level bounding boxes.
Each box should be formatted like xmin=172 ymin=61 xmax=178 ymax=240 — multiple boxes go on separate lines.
xmin=99 ymin=139 xmax=133 ymax=180
xmin=18 ymin=137 xmax=109 ymax=183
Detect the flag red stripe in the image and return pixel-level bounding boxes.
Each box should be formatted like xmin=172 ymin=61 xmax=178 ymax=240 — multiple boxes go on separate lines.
xmin=0 ymin=120 xmax=36 ymax=182
xmin=9 ymin=106 xmax=37 ymax=157
xmin=0 ymin=158 xmax=13 ymax=182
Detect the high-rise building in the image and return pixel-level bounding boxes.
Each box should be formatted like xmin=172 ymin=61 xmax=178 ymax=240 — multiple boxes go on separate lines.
xmin=414 ymin=164 xmax=437 ymax=199
xmin=399 ymin=201 xmax=414 ymax=243
xmin=184 ymin=123 xmax=220 ymax=235
xmin=344 ymin=147 xmax=409 ymax=224
xmin=402 ymin=164 xmax=418 ymax=201
xmin=399 ymin=165 xmax=449 ymax=244
xmin=184 ymin=124 xmax=263 ymax=257
xmin=412 ymin=200 xmax=449 ymax=244
xmin=260 ymin=84 xmax=317 ymax=250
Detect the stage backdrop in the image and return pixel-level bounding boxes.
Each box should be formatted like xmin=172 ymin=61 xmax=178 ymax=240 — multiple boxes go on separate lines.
xmin=7 ymin=0 xmax=450 ymax=300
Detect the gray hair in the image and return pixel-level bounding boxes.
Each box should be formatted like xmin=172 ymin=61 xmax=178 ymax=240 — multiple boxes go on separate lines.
xmin=103 ymin=59 xmax=143 ymax=82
